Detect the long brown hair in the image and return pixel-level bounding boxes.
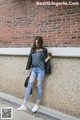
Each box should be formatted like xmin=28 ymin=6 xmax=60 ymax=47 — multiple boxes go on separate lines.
xmin=32 ymin=36 xmax=43 ymax=50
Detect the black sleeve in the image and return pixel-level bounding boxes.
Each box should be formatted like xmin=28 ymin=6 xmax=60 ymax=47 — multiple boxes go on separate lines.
xmin=26 ymin=48 xmax=33 ymax=70
xmin=43 ymin=48 xmax=48 ymax=59
xmin=43 ymin=48 xmax=52 ymax=74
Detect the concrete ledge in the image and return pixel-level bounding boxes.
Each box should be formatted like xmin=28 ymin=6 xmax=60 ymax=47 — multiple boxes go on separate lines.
xmin=0 ymin=47 xmax=80 ymax=57
xmin=0 ymin=92 xmax=79 ymax=120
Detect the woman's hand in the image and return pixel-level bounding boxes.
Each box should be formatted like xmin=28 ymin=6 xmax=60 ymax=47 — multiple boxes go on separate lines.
xmin=45 ymin=52 xmax=52 ymax=62
xmin=48 ymin=52 xmax=52 ymax=57
xmin=29 ymin=68 xmax=32 ymax=72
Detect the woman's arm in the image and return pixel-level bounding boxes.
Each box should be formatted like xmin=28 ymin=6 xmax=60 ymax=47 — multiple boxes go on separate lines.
xmin=44 ymin=48 xmax=52 ymax=63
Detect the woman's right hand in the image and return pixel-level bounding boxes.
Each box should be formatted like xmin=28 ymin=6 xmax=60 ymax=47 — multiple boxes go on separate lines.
xmin=48 ymin=52 xmax=52 ymax=57
xmin=29 ymin=68 xmax=32 ymax=72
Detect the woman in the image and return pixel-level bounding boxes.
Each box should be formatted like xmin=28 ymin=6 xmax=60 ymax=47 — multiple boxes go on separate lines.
xmin=17 ymin=36 xmax=52 ymax=112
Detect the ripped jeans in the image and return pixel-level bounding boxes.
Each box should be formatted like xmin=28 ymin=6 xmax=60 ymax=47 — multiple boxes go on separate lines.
xmin=24 ymin=67 xmax=45 ymax=101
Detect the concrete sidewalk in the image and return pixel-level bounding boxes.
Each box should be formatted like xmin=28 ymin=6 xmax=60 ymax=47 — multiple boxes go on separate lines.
xmin=0 ymin=92 xmax=79 ymax=120
xmin=0 ymin=101 xmax=45 ymax=120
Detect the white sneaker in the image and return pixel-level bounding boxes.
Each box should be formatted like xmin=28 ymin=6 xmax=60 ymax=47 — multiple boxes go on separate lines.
xmin=32 ymin=104 xmax=39 ymax=112
xmin=17 ymin=104 xmax=26 ymax=111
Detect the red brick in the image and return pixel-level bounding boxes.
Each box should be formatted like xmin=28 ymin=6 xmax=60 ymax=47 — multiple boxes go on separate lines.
xmin=0 ymin=0 xmax=80 ymax=47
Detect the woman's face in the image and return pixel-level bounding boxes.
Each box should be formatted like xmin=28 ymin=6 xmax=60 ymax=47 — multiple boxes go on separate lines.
xmin=35 ymin=40 xmax=39 ymax=47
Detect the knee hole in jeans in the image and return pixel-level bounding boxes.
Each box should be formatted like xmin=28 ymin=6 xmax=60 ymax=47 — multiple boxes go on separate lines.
xmin=37 ymin=80 xmax=42 ymax=87
xmin=29 ymin=76 xmax=34 ymax=83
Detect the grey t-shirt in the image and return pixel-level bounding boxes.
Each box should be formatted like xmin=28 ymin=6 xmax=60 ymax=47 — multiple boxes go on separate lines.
xmin=32 ymin=51 xmax=45 ymax=70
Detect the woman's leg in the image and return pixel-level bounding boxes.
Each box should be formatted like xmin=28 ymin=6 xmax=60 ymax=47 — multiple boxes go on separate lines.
xmin=17 ymin=69 xmax=37 ymax=111
xmin=37 ymin=80 xmax=43 ymax=105
xmin=37 ymin=68 xmax=45 ymax=104
xmin=24 ymin=77 xmax=34 ymax=106
xmin=31 ymin=80 xmax=43 ymax=112
xmin=32 ymin=68 xmax=45 ymax=112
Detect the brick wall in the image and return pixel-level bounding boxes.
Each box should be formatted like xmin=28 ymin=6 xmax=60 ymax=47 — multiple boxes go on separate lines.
xmin=0 ymin=0 xmax=80 ymax=47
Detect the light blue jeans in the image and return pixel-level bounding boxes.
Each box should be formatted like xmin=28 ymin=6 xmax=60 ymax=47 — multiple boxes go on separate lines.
xmin=24 ymin=67 xmax=45 ymax=101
